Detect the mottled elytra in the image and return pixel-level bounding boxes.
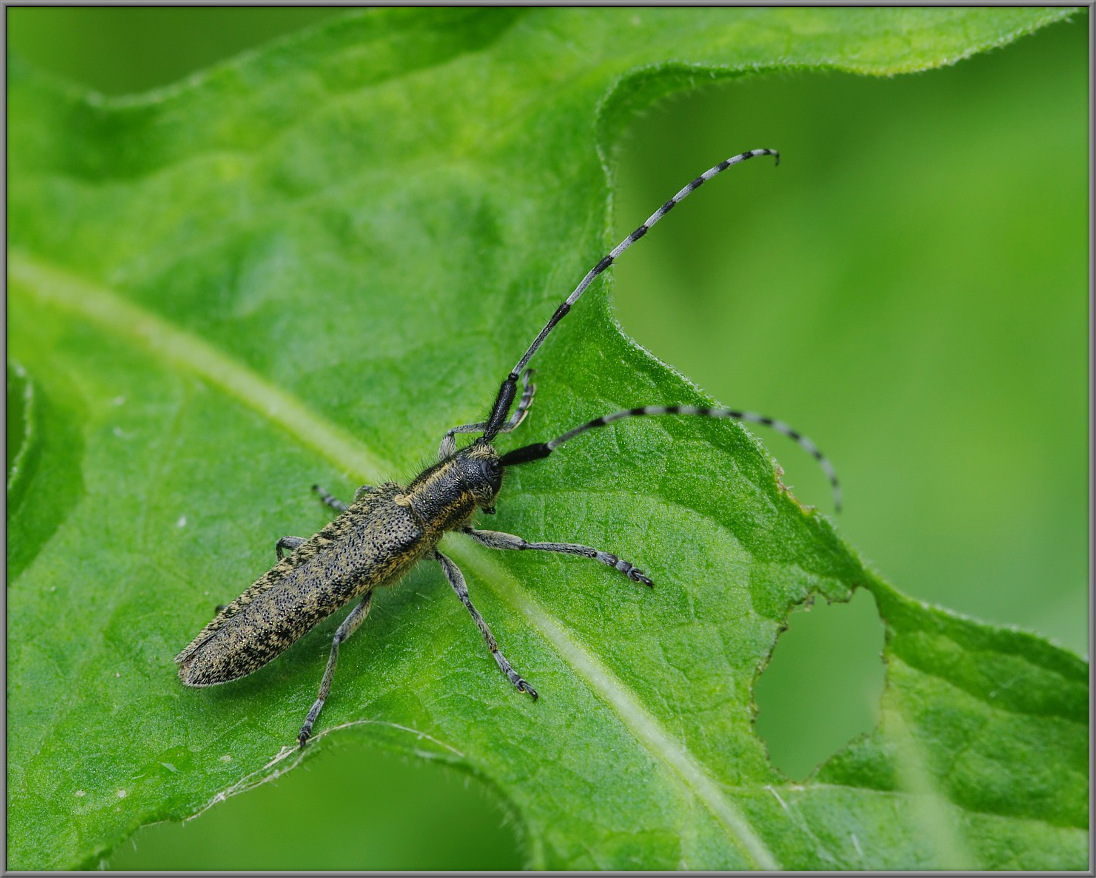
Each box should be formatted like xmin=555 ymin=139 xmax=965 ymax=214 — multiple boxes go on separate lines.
xmin=176 ymin=148 xmax=841 ymax=747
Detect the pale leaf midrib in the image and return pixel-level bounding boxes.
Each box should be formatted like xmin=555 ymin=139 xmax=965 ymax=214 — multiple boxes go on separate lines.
xmin=10 ymin=250 xmax=778 ymax=870
xmin=9 ymin=252 xmax=389 ymax=483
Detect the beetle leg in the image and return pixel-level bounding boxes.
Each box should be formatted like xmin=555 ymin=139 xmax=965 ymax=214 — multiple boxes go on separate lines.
xmin=298 ymin=591 xmax=374 ymax=748
xmin=464 ymin=527 xmax=653 ymax=586
xmin=437 ymin=369 xmax=536 ymax=460
xmin=311 ymin=484 xmax=349 ymax=513
xmin=434 ymin=550 xmax=537 ymax=700
xmin=275 ymin=535 xmax=307 ymax=560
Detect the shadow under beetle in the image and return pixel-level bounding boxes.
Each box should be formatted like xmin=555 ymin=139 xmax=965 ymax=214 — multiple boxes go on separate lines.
xmin=176 ymin=148 xmax=841 ymax=747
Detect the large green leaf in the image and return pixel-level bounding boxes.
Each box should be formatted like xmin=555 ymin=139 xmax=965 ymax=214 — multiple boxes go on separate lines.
xmin=7 ymin=7 xmax=1086 ymax=870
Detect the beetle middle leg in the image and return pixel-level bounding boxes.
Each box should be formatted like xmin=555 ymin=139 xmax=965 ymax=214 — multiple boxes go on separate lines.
xmin=298 ymin=591 xmax=374 ymax=748
xmin=434 ymin=550 xmax=537 ymax=700
xmin=464 ymin=527 xmax=653 ymax=586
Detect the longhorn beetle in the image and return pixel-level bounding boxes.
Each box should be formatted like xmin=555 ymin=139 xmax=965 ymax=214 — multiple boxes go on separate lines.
xmin=176 ymin=148 xmax=841 ymax=747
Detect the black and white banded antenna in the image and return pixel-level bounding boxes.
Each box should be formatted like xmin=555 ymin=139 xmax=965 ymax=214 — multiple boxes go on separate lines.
xmin=482 ymin=147 xmax=780 ymax=441
xmin=482 ymin=148 xmax=842 ymax=512
xmin=500 ymin=405 xmax=842 ymax=513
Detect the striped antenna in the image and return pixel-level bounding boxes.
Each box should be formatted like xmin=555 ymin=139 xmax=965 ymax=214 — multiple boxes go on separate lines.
xmin=482 ymin=148 xmax=780 ymax=440
xmin=500 ymin=405 xmax=842 ymax=513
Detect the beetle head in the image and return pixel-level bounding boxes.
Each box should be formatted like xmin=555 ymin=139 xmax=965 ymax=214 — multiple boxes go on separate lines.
xmin=457 ymin=440 xmax=505 ymax=513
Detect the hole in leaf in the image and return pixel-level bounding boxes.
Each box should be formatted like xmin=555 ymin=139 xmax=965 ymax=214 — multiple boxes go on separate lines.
xmin=754 ymin=587 xmax=885 ymax=781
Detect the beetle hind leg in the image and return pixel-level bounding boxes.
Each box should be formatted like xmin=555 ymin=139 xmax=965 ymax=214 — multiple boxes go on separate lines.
xmin=297 ymin=591 xmax=374 ymax=748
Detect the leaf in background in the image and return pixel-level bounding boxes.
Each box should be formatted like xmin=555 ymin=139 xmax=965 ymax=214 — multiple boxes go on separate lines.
xmin=7 ymin=7 xmax=1086 ymax=870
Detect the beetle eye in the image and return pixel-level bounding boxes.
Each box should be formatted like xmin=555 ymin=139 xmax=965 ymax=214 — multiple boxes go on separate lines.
xmin=482 ymin=458 xmax=503 ymax=492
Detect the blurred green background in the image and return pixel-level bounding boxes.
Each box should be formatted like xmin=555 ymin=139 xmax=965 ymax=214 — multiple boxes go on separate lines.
xmin=8 ymin=8 xmax=1088 ymax=870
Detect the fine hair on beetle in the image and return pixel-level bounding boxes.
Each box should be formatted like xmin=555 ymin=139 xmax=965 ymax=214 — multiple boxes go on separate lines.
xmin=176 ymin=148 xmax=841 ymax=747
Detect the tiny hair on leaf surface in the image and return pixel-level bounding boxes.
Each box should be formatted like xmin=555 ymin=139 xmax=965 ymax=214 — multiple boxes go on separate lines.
xmin=6 ymin=7 xmax=1086 ymax=871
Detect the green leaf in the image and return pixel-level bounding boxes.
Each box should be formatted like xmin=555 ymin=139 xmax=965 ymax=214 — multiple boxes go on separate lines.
xmin=7 ymin=7 xmax=1086 ymax=870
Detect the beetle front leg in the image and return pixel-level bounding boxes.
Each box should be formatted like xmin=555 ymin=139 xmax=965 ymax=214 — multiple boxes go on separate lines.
xmin=434 ymin=550 xmax=537 ymax=700
xmin=437 ymin=369 xmax=536 ymax=460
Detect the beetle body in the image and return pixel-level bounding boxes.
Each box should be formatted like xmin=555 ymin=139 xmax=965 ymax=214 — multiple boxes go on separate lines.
xmin=176 ymin=442 xmax=503 ymax=687
xmin=178 ymin=148 xmax=841 ymax=747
